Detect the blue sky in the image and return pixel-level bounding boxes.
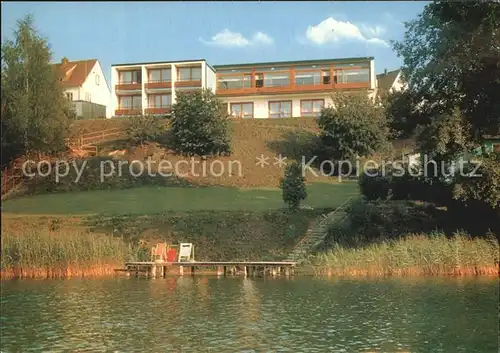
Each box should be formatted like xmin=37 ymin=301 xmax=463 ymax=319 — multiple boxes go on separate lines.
xmin=1 ymin=1 xmax=428 ymax=85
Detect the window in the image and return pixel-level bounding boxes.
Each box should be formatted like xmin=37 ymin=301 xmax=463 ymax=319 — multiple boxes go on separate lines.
xmin=264 ymin=72 xmax=290 ymax=87
xmin=119 ymin=70 xmax=142 ymax=84
xmin=217 ymin=75 xmax=252 ymax=89
xmin=85 ymin=93 xmax=91 ymax=102
xmin=301 ymin=99 xmax=324 ymax=117
xmin=322 ymin=70 xmax=331 ymax=84
xmin=333 ymin=70 xmax=343 ymax=84
xmin=66 ymin=92 xmax=73 ymax=101
xmin=269 ymin=101 xmax=292 ymax=119
xmin=295 ymin=72 xmax=321 ymax=85
xmin=119 ymin=95 xmax=142 ymax=109
xmin=148 ymin=68 xmax=171 ymax=83
xmin=343 ymin=69 xmax=370 ymax=83
xmin=255 ymin=73 xmax=264 ymax=88
xmin=148 ymin=94 xmax=171 ymax=108
xmin=177 ymin=66 xmax=202 ymax=81
xmin=230 ymin=102 xmax=253 ymax=118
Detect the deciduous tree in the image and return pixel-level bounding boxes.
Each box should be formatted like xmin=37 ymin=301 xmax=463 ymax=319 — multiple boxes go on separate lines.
xmin=1 ymin=14 xmax=73 ymax=167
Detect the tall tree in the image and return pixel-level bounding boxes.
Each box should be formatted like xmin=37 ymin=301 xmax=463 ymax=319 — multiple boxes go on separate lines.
xmin=1 ymin=14 xmax=73 ymax=167
xmin=317 ymin=92 xmax=389 ymax=161
xmin=393 ymin=1 xmax=500 ymax=141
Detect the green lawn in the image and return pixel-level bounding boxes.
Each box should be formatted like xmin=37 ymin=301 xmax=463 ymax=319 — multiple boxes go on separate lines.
xmin=2 ymin=182 xmax=359 ymax=215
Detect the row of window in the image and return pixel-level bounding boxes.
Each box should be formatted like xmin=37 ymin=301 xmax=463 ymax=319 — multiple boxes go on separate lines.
xmin=119 ymin=94 xmax=172 ymax=109
xmin=217 ymin=69 xmax=369 ymax=90
xmin=229 ymin=99 xmax=324 ymax=119
xmin=118 ymin=67 xmax=202 ymax=84
xmin=66 ymin=92 xmax=92 ymax=102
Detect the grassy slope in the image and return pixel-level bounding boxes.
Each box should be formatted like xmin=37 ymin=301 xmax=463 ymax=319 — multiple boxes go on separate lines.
xmin=2 ymin=182 xmax=358 ymax=215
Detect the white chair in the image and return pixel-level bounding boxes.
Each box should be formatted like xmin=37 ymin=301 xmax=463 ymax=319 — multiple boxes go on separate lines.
xmin=178 ymin=243 xmax=195 ymax=262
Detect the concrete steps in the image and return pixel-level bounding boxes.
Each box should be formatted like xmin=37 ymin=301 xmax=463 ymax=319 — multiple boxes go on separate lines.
xmin=284 ymin=198 xmax=352 ymax=263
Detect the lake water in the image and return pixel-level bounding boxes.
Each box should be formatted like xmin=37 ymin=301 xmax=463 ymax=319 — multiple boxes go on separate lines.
xmin=1 ymin=277 xmax=498 ymax=352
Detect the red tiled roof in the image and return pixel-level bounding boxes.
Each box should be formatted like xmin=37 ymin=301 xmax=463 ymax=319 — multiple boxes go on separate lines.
xmin=52 ymin=59 xmax=97 ymax=87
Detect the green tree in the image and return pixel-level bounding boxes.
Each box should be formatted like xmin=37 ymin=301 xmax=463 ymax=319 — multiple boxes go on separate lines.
xmin=280 ymin=162 xmax=307 ymax=212
xmin=391 ymin=1 xmax=500 ymax=232
xmin=168 ymin=89 xmax=231 ymax=156
xmin=317 ymin=92 xmax=389 ymax=160
xmin=1 ymin=14 xmax=73 ymax=167
xmin=393 ymin=0 xmax=500 ymax=141
xmin=126 ymin=114 xmax=169 ymax=146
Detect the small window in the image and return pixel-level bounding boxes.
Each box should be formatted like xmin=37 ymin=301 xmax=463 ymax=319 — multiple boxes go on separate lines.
xmin=269 ymin=101 xmax=292 ymax=119
xmin=230 ymin=102 xmax=253 ymax=118
xmin=322 ymin=70 xmax=331 ymax=84
xmin=301 ymin=99 xmax=324 ymax=117
xmin=85 ymin=93 xmax=91 ymax=102
xmin=255 ymin=73 xmax=263 ymax=88
xmin=95 ymin=75 xmax=100 ymax=85
xmin=66 ymin=92 xmax=73 ymax=101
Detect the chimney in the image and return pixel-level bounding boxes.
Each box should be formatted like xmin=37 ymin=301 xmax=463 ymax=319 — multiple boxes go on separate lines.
xmin=384 ymin=68 xmax=388 ymax=75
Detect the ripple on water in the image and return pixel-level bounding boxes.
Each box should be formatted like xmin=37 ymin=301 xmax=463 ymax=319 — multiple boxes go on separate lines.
xmin=0 ymin=277 xmax=498 ymax=352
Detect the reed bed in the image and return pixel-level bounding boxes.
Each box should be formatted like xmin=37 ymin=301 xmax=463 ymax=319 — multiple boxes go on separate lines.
xmin=1 ymin=229 xmax=137 ymax=279
xmin=310 ymin=232 xmax=499 ymax=277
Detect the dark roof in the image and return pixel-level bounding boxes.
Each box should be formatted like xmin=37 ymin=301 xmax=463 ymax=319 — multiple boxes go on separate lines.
xmin=52 ymin=59 xmax=97 ymax=87
xmin=213 ymin=56 xmax=374 ymax=69
xmin=376 ymin=69 xmax=401 ymax=91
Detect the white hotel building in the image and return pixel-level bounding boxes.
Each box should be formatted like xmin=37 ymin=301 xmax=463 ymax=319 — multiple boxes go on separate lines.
xmin=110 ymin=56 xmax=376 ymax=119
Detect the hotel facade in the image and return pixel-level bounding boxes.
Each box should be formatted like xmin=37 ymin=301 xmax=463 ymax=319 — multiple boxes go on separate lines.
xmin=110 ymin=56 xmax=376 ymax=119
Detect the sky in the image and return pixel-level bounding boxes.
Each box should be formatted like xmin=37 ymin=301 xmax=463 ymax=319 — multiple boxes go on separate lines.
xmin=1 ymin=1 xmax=428 ymax=85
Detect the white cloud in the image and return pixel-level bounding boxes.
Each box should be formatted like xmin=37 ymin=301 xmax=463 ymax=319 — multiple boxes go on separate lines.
xmin=360 ymin=24 xmax=386 ymax=38
xmin=200 ymin=29 xmax=273 ymax=47
xmin=304 ymin=17 xmax=389 ymax=47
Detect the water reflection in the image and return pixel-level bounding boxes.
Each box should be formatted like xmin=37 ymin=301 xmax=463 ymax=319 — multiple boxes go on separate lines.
xmin=0 ymin=277 xmax=498 ymax=352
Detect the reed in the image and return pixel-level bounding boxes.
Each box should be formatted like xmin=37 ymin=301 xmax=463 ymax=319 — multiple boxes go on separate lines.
xmin=310 ymin=232 xmax=499 ymax=277
xmin=1 ymin=228 xmax=137 ymax=279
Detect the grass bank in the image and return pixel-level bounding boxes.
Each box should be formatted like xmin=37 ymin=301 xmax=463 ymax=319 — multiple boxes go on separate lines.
xmin=1 ymin=207 xmax=328 ymax=278
xmin=309 ymin=232 xmax=499 ymax=277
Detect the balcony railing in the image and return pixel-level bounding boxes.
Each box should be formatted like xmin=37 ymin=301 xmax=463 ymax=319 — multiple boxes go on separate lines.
xmin=216 ymin=66 xmax=371 ymax=95
xmin=115 ymin=82 xmax=142 ymax=91
xmin=145 ymin=80 xmax=172 ymax=89
xmin=145 ymin=106 xmax=171 ymax=115
xmin=175 ymin=79 xmax=202 ymax=88
xmin=115 ymin=108 xmax=142 ymax=116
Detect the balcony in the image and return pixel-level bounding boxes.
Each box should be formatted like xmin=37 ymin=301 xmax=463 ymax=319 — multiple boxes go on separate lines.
xmin=145 ymin=81 xmax=172 ymax=90
xmin=175 ymin=80 xmax=202 ymax=88
xmin=115 ymin=83 xmax=142 ymax=91
xmin=145 ymin=106 xmax=171 ymax=115
xmin=115 ymin=108 xmax=142 ymax=116
xmin=216 ymin=66 xmax=371 ymax=96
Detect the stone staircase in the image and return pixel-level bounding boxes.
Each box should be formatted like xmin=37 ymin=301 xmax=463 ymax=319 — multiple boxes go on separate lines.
xmin=284 ymin=197 xmax=352 ymax=263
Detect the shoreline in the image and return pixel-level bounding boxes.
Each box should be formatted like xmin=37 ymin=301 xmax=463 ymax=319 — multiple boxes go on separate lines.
xmin=2 ymin=265 xmax=498 ymax=280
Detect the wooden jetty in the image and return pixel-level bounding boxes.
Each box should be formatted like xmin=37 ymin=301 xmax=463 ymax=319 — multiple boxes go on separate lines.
xmin=121 ymin=261 xmax=297 ymax=278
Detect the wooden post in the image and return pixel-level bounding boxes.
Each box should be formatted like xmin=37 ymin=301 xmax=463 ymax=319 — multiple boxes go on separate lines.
xmin=244 ymin=266 xmax=248 ymax=277
xmin=284 ymin=267 xmax=290 ymax=277
xmin=179 ymin=265 xmax=184 ymax=276
xmin=217 ymin=266 xmax=223 ymax=276
xmin=191 ymin=266 xmax=195 ymax=276
xmin=271 ymin=267 xmax=277 ymax=277
xmin=151 ymin=264 xmax=157 ymax=278
xmin=223 ymin=266 xmax=227 ymax=276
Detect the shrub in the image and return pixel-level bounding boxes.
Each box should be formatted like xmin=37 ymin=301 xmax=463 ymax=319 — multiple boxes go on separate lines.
xmin=280 ymin=162 xmax=307 ymax=211
xmin=317 ymin=92 xmax=389 ymax=161
xmin=323 ymin=199 xmax=440 ymax=247
xmin=169 ymin=89 xmax=231 ymax=156
xmin=23 ymin=156 xmax=190 ymax=196
xmin=126 ymin=115 xmax=169 ymax=146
